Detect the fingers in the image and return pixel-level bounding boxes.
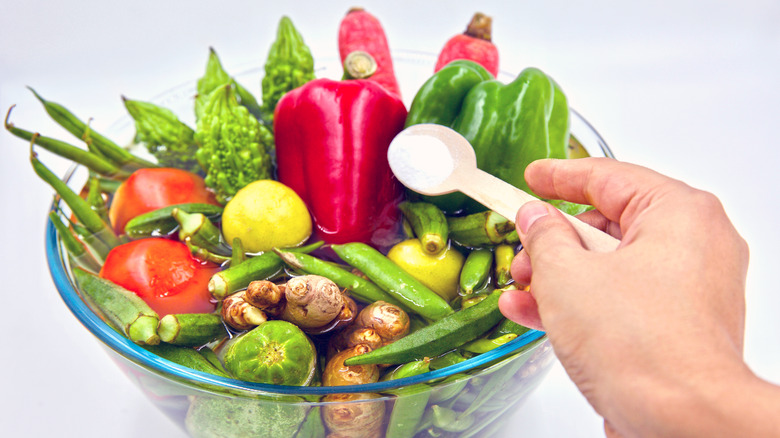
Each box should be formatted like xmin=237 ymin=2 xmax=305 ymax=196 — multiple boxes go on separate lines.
xmin=524 ymin=157 xmax=679 ymax=225
xmin=515 ymin=201 xmax=584 ymax=258
xmin=498 ymin=288 xmax=544 ymax=331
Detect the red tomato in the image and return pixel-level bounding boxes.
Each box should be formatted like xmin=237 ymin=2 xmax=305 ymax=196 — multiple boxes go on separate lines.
xmin=99 ymin=238 xmax=219 ymax=316
xmin=108 ymin=168 xmax=219 ymax=234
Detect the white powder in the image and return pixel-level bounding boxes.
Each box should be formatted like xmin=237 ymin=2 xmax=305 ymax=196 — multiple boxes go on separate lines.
xmin=388 ymin=134 xmax=454 ymax=191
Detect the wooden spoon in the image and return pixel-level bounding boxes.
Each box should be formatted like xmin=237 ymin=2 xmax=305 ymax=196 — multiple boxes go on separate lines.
xmin=387 ymin=124 xmax=619 ymax=252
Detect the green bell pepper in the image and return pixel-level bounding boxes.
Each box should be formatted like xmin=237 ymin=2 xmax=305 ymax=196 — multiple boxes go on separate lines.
xmin=405 ymin=60 xmax=570 ymax=214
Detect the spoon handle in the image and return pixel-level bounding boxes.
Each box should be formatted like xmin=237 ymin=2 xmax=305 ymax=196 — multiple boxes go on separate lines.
xmin=460 ymin=168 xmax=620 ymax=252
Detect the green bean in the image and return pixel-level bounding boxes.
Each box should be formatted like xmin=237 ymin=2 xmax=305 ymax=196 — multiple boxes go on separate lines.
xmin=29 ymin=88 xmax=157 ymax=170
xmin=157 ymin=313 xmax=228 ymax=346
xmin=332 ymin=242 xmax=453 ymax=321
xmin=459 ymin=248 xmax=493 ymax=294
xmin=31 ymin=149 xmax=120 ymax=252
xmin=73 ymin=267 xmax=159 ymax=345
xmin=5 ymin=109 xmax=130 ymax=178
xmin=48 ymin=211 xmax=101 ymax=273
xmin=344 ymin=288 xmax=504 ymax=366
xmin=274 ymin=248 xmax=404 ymax=307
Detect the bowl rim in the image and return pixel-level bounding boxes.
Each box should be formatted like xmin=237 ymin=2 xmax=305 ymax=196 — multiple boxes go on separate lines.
xmin=44 ymin=50 xmax=614 ymax=396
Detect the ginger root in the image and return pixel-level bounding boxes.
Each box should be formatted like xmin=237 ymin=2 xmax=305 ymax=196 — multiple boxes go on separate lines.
xmin=221 ymin=291 xmax=268 ymax=331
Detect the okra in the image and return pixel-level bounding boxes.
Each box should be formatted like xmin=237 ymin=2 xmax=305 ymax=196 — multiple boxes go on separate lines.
xmin=31 ymin=150 xmax=120 ymax=253
xmin=399 ymin=201 xmax=449 ymax=255
xmin=5 ymin=109 xmax=129 ymax=178
xmin=332 ymin=242 xmax=453 ymax=321
xmin=185 ymin=240 xmax=232 ymax=265
xmin=461 ymin=292 xmax=490 ymax=309
xmin=29 ymin=88 xmax=157 ymax=170
xmin=73 ymin=267 xmax=160 ymax=345
xmin=198 ymin=347 xmax=230 ymax=376
xmin=447 ymin=210 xmax=516 ymax=247
xmin=460 ymin=333 xmax=518 ymax=354
xmin=459 ymin=248 xmax=493 ymax=295
xmin=294 ymin=406 xmax=326 ymax=438
xmin=490 ymin=318 xmax=531 ymax=339
xmin=173 ymin=208 xmax=231 ymax=256
xmin=158 ymin=313 xmax=228 ymax=346
xmin=209 ymin=241 xmax=324 ymax=300
xmin=494 ymin=244 xmax=516 ymax=287
xmin=344 ymin=288 xmax=505 ymax=366
xmin=86 ymin=176 xmax=110 ymax=224
xmin=231 ymin=237 xmax=246 ymax=266
xmin=123 ymin=203 xmax=223 ymax=239
xmin=142 ymin=343 xmax=229 ymax=378
xmin=273 ymin=248 xmax=405 ymax=307
xmin=48 ymin=212 xmax=101 ymax=273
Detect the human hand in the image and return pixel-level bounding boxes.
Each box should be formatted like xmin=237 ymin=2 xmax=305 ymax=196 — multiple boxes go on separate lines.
xmin=499 ymin=157 xmax=753 ymax=437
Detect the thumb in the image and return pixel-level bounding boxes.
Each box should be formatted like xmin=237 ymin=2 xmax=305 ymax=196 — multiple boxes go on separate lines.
xmin=516 ymin=201 xmax=585 ymax=257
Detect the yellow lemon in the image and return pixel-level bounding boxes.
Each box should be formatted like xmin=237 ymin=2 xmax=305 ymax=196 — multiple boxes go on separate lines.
xmin=387 ymin=239 xmax=464 ymax=302
xmin=221 ymin=180 xmax=312 ymax=253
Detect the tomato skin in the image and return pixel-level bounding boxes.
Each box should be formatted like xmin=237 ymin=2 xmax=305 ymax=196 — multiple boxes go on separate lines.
xmin=108 ymin=168 xmax=219 ymax=234
xmin=99 ymin=238 xmax=219 ymax=316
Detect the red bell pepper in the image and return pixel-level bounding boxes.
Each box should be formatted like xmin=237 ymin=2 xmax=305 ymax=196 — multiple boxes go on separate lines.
xmin=273 ymin=76 xmax=407 ymax=249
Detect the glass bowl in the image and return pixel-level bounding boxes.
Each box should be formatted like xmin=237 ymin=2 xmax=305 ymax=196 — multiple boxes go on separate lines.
xmin=45 ymin=50 xmax=613 ymax=438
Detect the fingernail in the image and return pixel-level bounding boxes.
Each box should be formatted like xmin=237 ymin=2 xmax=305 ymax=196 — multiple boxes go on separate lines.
xmin=517 ymin=201 xmax=550 ymax=234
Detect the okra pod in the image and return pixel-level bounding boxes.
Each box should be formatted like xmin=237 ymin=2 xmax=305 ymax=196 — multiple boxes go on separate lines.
xmin=459 ymin=248 xmax=493 ymax=295
xmin=209 ymin=241 xmax=324 ymax=300
xmin=157 ymin=313 xmax=228 ymax=346
xmin=142 ymin=344 xmax=230 ymax=378
xmin=29 ymin=88 xmax=157 ymax=170
xmin=490 ymin=318 xmax=531 ymax=339
xmin=173 ymin=208 xmax=231 ymax=256
xmin=31 ymin=150 xmax=120 ymax=252
xmin=399 ymin=201 xmax=449 ymax=255
xmin=460 ymin=333 xmax=518 ymax=354
xmin=197 ymin=347 xmax=230 ymax=376
xmin=273 ymin=248 xmax=404 ymax=307
xmin=86 ymin=176 xmax=110 ymax=224
xmin=5 ymin=109 xmax=129 ymax=178
xmin=344 ymin=288 xmax=505 ymax=366
xmin=48 ymin=212 xmax=101 ymax=273
xmin=494 ymin=244 xmax=516 ymax=287
xmin=447 ymin=210 xmax=516 ymax=247
xmin=231 ymin=237 xmax=246 ymax=266
xmin=332 ymin=243 xmax=453 ymax=321
xmin=123 ymin=203 xmax=223 ymax=239
xmin=73 ymin=267 xmax=160 ymax=345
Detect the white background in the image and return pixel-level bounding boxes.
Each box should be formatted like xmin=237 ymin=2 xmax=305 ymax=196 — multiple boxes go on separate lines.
xmin=2 ymin=0 xmax=779 ymax=436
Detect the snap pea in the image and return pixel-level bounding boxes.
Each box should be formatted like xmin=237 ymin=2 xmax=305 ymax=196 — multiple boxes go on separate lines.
xmin=381 ymin=359 xmax=431 ymax=382
xmin=48 ymin=211 xmax=101 ymax=273
xmin=344 ymin=288 xmax=504 ymax=366
xmin=459 ymin=248 xmax=493 ymax=295
xmin=386 ymin=384 xmax=431 ymax=438
xmin=208 ymin=241 xmax=324 ymax=300
xmin=73 ymin=267 xmax=160 ymax=345
xmin=123 ymin=203 xmax=223 ymax=239
xmin=461 ymin=345 xmax=537 ymax=416
xmin=157 ymin=313 xmax=228 ymax=346
xmin=428 ymin=373 xmax=470 ymax=404
xmin=273 ymin=248 xmax=405 ymax=307
xmin=494 ymin=244 xmax=516 ymax=287
xmin=398 ymin=201 xmax=449 ymax=255
xmin=448 ymin=210 xmax=517 ymax=247
xmin=332 ymin=242 xmax=453 ymax=321
xmin=428 ymin=350 xmax=468 ymax=370
xmin=431 ymin=405 xmax=474 ymax=432
xmin=29 ymin=88 xmax=157 ymax=170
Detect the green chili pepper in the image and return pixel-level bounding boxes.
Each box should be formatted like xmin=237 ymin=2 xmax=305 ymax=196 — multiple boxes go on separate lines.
xmin=344 ymin=288 xmax=504 ymax=366
xmin=261 ymin=16 xmax=315 ymax=123
xmin=332 ymin=242 xmax=454 ymax=321
xmin=459 ymin=248 xmax=493 ymax=294
xmin=406 ymin=60 xmax=570 ymax=214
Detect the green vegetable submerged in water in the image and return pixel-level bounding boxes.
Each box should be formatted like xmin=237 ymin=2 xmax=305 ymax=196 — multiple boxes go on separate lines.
xmin=195 ymin=83 xmax=274 ymax=204
xmin=122 ymin=97 xmax=200 ymax=172
xmin=261 ymin=16 xmax=315 ymax=123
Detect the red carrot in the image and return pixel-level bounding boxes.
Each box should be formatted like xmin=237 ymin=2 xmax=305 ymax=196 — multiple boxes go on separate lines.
xmin=435 ymin=12 xmax=499 ymax=77
xmin=338 ymin=7 xmax=402 ymax=98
